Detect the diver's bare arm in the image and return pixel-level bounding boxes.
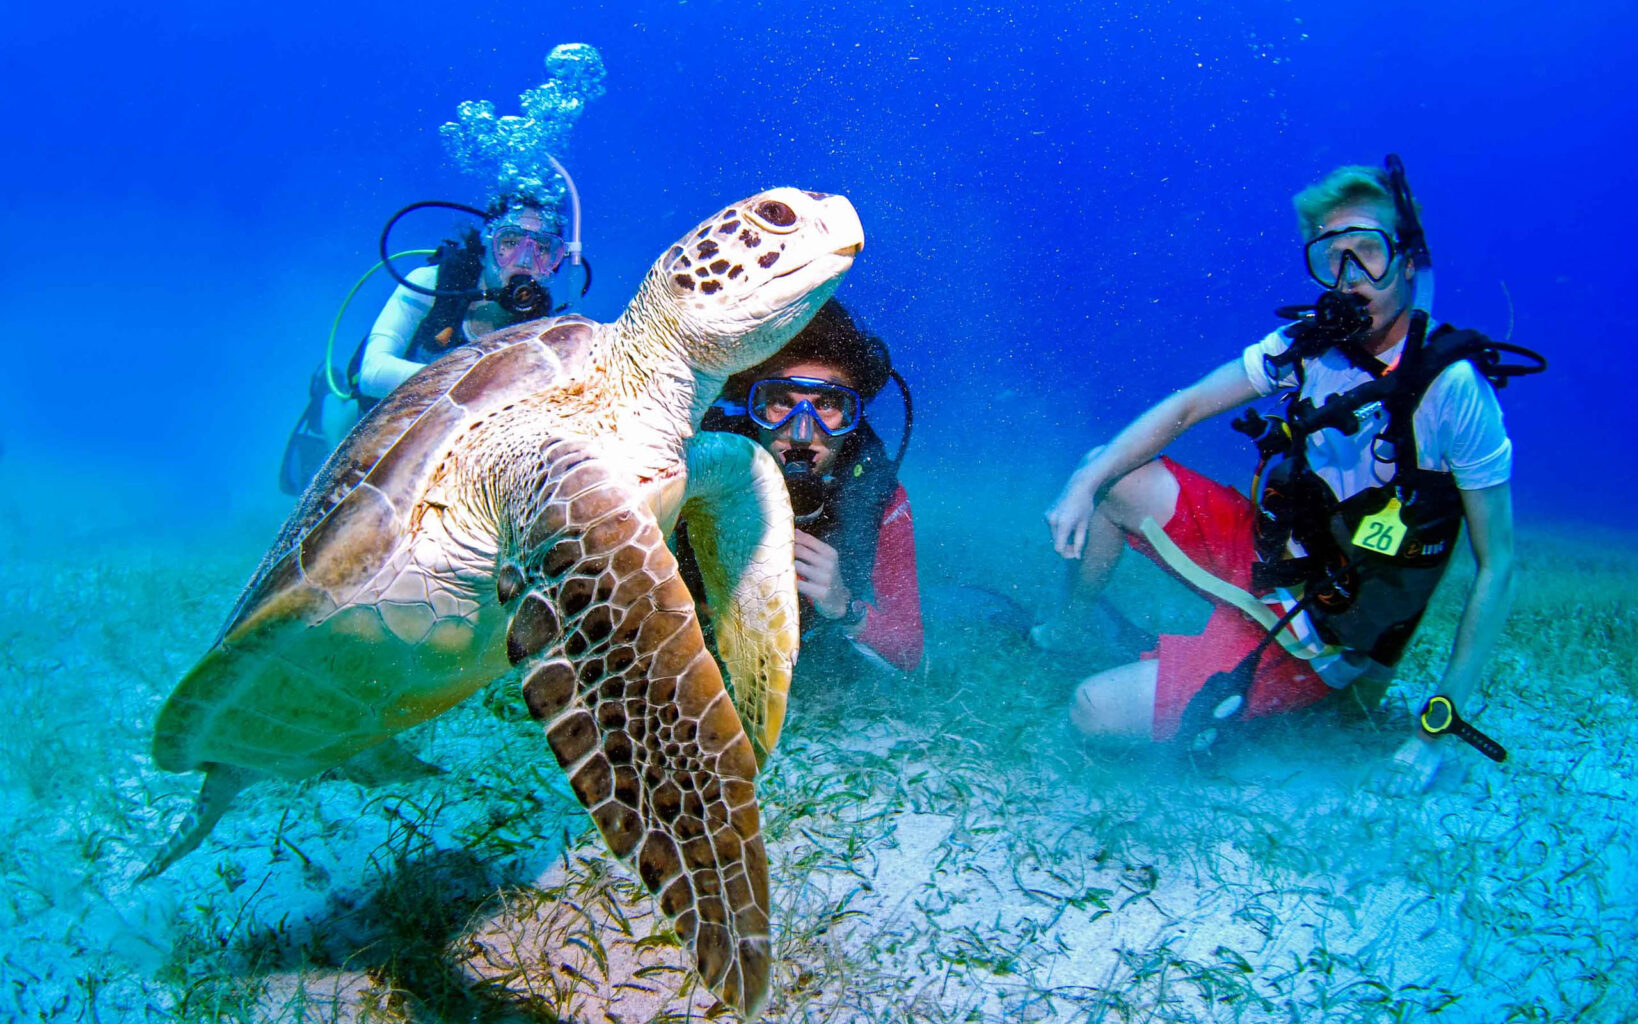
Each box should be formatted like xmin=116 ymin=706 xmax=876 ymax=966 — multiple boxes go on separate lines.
xmin=1046 ymin=360 xmax=1258 ymax=557
xmin=1435 ymin=482 xmax=1516 ymax=716
xmin=1048 ymin=358 xmax=1259 ymax=546
xmin=1079 ymin=360 xmax=1259 ymax=493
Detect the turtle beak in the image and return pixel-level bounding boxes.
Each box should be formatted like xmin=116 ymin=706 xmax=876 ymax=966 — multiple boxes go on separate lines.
xmin=814 ymin=194 xmax=865 ymax=260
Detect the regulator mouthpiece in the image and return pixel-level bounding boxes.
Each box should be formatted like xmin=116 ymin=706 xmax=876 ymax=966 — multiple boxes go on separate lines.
xmin=781 ymin=448 xmax=826 ymax=523
xmin=1311 ymin=289 xmax=1374 ymax=341
xmin=496 ymin=273 xmax=551 ymax=317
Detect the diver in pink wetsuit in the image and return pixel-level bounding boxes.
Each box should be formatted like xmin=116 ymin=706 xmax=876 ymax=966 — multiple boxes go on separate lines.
xmin=682 ymin=298 xmax=925 ymax=680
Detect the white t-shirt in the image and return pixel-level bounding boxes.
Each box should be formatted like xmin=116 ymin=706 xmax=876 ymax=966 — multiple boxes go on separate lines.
xmin=1241 ymin=323 xmax=1512 ymax=501
xmin=359 ymin=265 xmax=487 ymax=400
xmin=1242 ymin=324 xmax=1512 ymax=683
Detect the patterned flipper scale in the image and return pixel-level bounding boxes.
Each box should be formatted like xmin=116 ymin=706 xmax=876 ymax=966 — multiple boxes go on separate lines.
xmin=498 ymin=438 xmax=772 ymax=1018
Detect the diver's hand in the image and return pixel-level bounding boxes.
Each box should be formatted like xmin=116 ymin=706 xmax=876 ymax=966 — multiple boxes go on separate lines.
xmin=1046 ymin=465 xmax=1102 ymax=560
xmin=1382 ymin=734 xmax=1443 ymax=795
xmin=794 ymin=530 xmax=851 ymax=619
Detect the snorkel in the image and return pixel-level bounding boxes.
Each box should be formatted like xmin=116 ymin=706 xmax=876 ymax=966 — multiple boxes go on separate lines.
xmin=544 ymin=152 xmax=587 ymax=285
xmin=1385 ymin=153 xmax=1434 ymax=356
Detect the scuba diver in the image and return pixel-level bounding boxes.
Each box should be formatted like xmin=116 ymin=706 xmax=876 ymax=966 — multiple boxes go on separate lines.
xmin=278 ymin=42 xmax=606 ymax=495
xmin=356 ymin=198 xmax=565 ymax=402
xmin=678 ymin=298 xmax=924 ymax=682
xmin=1042 ymin=157 xmax=1543 ymax=791
xmin=277 ymin=192 xmax=588 ymax=495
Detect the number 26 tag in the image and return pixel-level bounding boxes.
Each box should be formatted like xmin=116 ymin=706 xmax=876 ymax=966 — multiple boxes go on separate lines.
xmin=1352 ymin=496 xmax=1406 ymax=556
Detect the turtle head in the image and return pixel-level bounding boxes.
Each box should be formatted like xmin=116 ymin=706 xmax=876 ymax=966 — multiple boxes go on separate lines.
xmin=636 ymin=188 xmax=864 ymax=379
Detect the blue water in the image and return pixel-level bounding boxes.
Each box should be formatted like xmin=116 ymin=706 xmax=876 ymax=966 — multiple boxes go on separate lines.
xmin=3 ymin=2 xmax=1636 ymax=1020
xmin=3 ymin=0 xmax=1633 ymax=528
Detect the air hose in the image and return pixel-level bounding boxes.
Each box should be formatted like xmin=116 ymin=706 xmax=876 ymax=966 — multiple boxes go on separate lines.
xmin=323 ymin=249 xmax=439 ymax=400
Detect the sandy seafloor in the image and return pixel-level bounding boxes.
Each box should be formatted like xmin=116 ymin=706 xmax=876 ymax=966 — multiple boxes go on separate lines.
xmin=2 ymin=453 xmax=1634 ymax=1024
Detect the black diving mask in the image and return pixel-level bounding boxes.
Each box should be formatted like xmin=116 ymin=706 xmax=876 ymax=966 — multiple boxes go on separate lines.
xmin=1305 ymin=227 xmax=1401 ymax=290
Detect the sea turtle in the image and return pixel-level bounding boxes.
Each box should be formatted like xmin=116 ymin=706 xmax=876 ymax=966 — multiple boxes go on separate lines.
xmin=142 ymin=187 xmax=865 ymax=1018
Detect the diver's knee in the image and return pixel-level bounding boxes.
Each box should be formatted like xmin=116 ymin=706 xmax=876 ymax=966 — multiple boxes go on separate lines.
xmin=1070 ymin=678 xmax=1107 ymax=735
xmin=1101 ymin=460 xmax=1180 ymax=532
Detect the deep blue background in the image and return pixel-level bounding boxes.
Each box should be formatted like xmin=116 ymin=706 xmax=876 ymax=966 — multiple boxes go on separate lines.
xmin=3 ymin=0 xmax=1631 ymax=530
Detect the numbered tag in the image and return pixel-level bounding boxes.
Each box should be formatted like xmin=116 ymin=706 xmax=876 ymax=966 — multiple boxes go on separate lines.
xmin=1352 ymin=496 xmax=1406 ymax=556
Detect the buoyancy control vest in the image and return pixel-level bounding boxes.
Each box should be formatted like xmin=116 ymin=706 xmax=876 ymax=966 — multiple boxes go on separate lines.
xmin=346 ymin=234 xmax=535 ymax=409
xmin=1240 ymin=321 xmax=1543 ymax=665
xmin=404 ymin=234 xmax=490 ymax=362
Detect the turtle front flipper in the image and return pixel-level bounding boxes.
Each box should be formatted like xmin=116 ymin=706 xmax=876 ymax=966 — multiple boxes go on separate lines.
xmin=500 ymin=439 xmax=773 ymax=1018
xmin=680 ymin=432 xmax=799 ymax=762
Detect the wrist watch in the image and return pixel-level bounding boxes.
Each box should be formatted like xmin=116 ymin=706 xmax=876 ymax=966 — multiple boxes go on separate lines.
xmin=839 ymin=598 xmax=869 ymax=629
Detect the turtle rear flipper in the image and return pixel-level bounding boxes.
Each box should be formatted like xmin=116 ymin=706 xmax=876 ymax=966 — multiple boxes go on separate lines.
xmin=340 ymin=738 xmax=447 ymax=786
xmin=137 ymin=764 xmax=257 ymax=882
xmin=500 ymin=439 xmax=772 ymax=1018
xmin=681 ymin=432 xmax=799 ymax=762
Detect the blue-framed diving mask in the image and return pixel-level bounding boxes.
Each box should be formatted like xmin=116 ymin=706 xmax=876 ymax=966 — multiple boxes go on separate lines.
xmin=742 ymin=376 xmax=863 ymax=442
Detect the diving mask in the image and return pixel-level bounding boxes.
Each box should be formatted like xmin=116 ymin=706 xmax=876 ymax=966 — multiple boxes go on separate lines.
xmin=1304 ymin=227 xmax=1400 ymax=290
xmin=489 ymin=223 xmax=566 ymax=277
xmin=747 ymin=376 xmax=862 ymax=440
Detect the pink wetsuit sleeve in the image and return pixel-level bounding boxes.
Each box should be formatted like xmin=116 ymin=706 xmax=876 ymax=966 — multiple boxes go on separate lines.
xmin=854 ymin=485 xmax=924 ymax=672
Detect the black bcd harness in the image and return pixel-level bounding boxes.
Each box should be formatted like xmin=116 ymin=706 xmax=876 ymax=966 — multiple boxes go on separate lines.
xmin=1235 ymin=317 xmax=1544 ymax=665
xmin=343 ymin=233 xmax=498 ymax=404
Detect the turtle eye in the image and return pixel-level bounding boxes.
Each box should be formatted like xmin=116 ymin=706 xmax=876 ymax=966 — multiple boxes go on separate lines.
xmin=748 ymin=199 xmax=798 ymax=231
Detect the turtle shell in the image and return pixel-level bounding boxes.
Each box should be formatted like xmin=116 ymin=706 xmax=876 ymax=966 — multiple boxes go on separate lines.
xmin=153 ymin=316 xmax=600 ymax=778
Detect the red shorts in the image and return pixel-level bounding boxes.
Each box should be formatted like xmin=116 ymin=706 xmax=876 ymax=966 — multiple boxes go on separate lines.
xmin=1125 ymin=458 xmax=1331 ymax=742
